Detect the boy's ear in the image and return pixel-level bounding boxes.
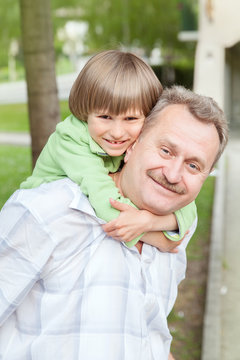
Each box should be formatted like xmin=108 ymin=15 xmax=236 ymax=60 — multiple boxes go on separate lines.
xmin=124 ymin=140 xmax=138 ymax=163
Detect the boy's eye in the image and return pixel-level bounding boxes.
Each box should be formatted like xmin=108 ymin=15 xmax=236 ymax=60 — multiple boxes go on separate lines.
xmin=125 ymin=116 xmax=137 ymax=121
xmin=99 ymin=115 xmax=111 ymax=119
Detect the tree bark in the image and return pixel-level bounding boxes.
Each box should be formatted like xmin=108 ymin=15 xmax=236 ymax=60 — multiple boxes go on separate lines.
xmin=19 ymin=0 xmax=60 ymax=167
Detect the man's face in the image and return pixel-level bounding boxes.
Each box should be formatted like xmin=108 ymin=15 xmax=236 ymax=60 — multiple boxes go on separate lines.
xmin=120 ymin=104 xmax=220 ymax=215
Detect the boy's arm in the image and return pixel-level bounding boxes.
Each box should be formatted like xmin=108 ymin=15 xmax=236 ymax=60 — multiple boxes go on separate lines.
xmin=103 ymin=200 xmax=197 ymax=248
xmin=140 ymin=216 xmax=197 ymax=253
xmin=103 ymin=199 xmax=178 ymax=243
xmin=54 ymin=133 xmax=137 ymax=221
xmin=164 ymin=201 xmax=197 ymax=241
xmin=21 ymin=116 xmax=137 ymax=222
xmin=140 ymin=231 xmax=183 ymax=253
xmin=50 ymin=118 xmax=143 ymax=223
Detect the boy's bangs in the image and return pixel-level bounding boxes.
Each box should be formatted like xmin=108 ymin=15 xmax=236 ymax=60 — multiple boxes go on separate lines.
xmin=90 ymin=77 xmax=149 ymax=116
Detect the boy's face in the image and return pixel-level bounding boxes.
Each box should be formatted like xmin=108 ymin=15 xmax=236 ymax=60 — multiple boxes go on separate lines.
xmin=87 ymin=111 xmax=145 ymax=156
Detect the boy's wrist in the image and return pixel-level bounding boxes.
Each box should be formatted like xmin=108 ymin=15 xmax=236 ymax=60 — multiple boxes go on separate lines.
xmin=140 ymin=210 xmax=155 ymax=232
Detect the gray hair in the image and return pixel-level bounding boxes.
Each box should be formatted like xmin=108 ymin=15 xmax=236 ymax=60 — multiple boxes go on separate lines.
xmin=142 ymin=85 xmax=228 ymax=165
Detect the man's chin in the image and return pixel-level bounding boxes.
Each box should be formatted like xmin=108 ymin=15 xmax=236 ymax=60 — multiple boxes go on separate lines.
xmin=143 ymin=201 xmax=175 ymax=216
xmin=143 ymin=196 xmax=184 ymax=215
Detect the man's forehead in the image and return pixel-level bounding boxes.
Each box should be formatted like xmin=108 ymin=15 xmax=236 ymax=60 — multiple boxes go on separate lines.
xmin=141 ymin=104 xmax=190 ymax=137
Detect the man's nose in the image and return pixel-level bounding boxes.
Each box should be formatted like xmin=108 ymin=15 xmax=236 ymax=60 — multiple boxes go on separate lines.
xmin=110 ymin=121 xmax=125 ymax=139
xmin=162 ymin=158 xmax=183 ymax=184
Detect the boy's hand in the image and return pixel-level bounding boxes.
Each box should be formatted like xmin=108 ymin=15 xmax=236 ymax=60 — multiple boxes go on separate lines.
xmin=102 ymin=199 xmax=150 ymax=242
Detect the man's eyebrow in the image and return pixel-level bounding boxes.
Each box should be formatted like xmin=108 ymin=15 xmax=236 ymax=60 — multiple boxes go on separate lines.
xmin=158 ymin=138 xmax=178 ymax=151
xmin=159 ymin=138 xmax=207 ymax=169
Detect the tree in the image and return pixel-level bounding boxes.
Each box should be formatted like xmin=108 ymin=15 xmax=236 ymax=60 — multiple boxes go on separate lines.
xmin=19 ymin=0 xmax=60 ymax=167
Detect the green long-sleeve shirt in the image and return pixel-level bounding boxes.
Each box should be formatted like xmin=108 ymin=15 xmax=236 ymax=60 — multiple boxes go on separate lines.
xmin=20 ymin=114 xmax=197 ymax=246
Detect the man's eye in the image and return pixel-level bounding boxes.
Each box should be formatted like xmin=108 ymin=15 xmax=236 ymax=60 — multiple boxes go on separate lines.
xmin=188 ymin=163 xmax=199 ymax=172
xmin=161 ymin=148 xmax=170 ymax=155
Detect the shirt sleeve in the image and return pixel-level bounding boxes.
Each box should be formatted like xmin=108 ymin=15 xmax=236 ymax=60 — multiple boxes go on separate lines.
xmin=0 ymin=202 xmax=55 ymax=326
xmin=164 ymin=201 xmax=197 ymax=241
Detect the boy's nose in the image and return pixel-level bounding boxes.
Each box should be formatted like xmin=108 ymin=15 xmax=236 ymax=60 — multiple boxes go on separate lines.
xmin=110 ymin=122 xmax=125 ymax=139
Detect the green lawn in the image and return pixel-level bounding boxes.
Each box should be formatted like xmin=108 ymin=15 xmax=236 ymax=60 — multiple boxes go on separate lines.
xmin=0 ymin=101 xmax=70 ymax=132
xmin=0 ymin=146 xmax=31 ymax=208
xmin=0 ymin=100 xmax=70 ymax=208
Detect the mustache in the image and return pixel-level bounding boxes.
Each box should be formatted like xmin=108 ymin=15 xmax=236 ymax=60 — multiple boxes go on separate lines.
xmin=147 ymin=170 xmax=186 ymax=195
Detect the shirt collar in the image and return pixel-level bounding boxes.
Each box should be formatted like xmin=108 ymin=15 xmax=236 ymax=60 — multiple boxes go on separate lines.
xmin=69 ymin=189 xmax=105 ymax=223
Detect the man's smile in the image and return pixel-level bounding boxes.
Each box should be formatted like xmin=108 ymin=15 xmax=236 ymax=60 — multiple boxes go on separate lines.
xmin=147 ymin=170 xmax=187 ymax=195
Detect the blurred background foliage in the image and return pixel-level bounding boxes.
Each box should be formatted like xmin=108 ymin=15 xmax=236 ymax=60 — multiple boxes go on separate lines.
xmin=0 ymin=0 xmax=198 ymax=86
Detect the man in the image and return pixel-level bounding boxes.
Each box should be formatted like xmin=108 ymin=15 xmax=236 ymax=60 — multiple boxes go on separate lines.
xmin=0 ymin=86 xmax=228 ymax=359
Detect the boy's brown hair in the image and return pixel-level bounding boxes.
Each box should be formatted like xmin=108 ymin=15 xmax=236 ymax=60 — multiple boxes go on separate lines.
xmin=69 ymin=50 xmax=162 ymax=121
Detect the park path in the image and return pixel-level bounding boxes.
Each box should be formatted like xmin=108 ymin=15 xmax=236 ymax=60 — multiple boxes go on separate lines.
xmin=0 ymin=132 xmax=30 ymax=146
xmin=0 ymin=72 xmax=78 ymax=104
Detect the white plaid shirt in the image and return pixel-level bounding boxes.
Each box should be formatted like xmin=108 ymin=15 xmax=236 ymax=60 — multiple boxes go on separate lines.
xmin=0 ymin=179 xmax=197 ymax=360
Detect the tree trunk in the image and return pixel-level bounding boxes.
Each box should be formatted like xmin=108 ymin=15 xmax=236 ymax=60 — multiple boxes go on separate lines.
xmin=19 ymin=0 xmax=60 ymax=167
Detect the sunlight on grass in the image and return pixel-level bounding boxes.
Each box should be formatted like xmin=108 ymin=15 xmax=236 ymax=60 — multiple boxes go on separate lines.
xmin=0 ymin=100 xmax=70 ymax=208
xmin=0 ymin=146 xmax=31 ymax=209
xmin=0 ymin=100 xmax=70 ymax=132
xmin=187 ymin=176 xmax=215 ymax=259
xmin=0 ymin=103 xmax=30 ymax=132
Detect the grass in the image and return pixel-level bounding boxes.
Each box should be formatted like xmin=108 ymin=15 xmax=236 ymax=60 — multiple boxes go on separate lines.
xmin=0 ymin=101 xmax=70 ymax=132
xmin=0 ymin=103 xmax=30 ymax=132
xmin=0 ymin=146 xmax=31 ymax=208
xmin=0 ymin=100 xmax=70 ymax=208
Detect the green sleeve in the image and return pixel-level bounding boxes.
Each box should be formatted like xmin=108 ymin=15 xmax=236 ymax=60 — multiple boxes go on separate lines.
xmin=20 ymin=115 xmax=143 ymax=247
xmin=163 ymin=201 xmax=197 ymax=241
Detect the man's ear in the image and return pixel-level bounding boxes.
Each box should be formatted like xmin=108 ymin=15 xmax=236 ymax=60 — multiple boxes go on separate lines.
xmin=209 ymin=166 xmax=217 ymax=176
xmin=124 ymin=140 xmax=138 ymax=163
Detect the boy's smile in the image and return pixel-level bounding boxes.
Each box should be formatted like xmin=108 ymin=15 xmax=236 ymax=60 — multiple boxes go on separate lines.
xmin=87 ymin=111 xmax=145 ymax=156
